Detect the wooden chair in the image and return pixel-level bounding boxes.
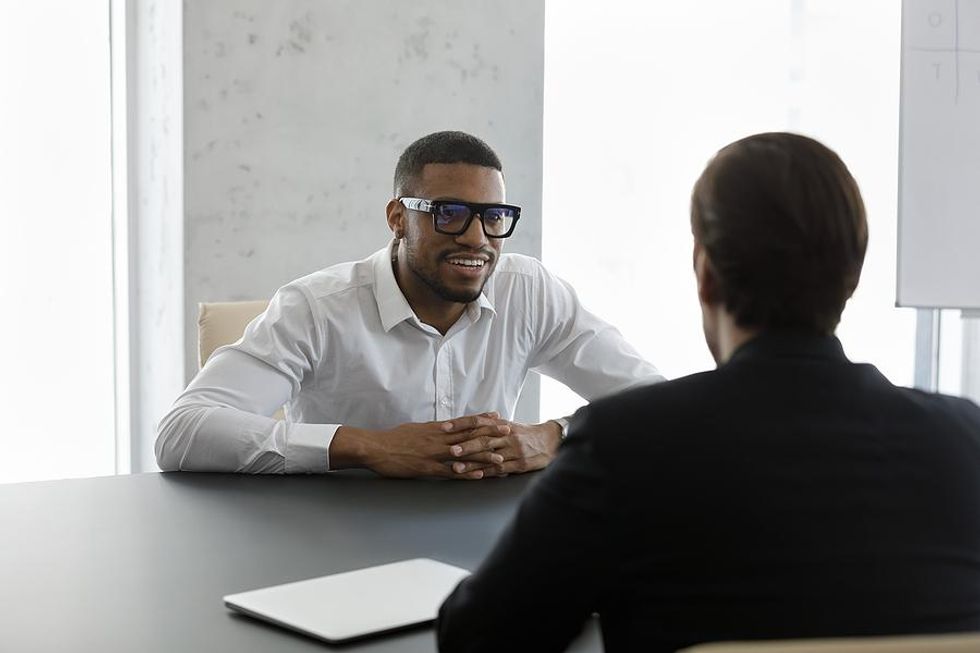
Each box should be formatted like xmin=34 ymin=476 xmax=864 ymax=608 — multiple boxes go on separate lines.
xmin=679 ymin=632 xmax=980 ymax=653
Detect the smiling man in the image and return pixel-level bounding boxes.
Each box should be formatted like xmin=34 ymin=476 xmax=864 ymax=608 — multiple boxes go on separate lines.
xmin=156 ymin=131 xmax=663 ymax=478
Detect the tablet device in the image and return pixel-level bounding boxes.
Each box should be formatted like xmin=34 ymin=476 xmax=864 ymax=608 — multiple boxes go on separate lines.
xmin=223 ymin=558 xmax=470 ymax=644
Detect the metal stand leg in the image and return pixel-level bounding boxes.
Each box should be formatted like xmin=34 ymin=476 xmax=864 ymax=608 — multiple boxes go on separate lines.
xmin=913 ymin=308 xmax=941 ymax=392
xmin=962 ymin=311 xmax=980 ymax=404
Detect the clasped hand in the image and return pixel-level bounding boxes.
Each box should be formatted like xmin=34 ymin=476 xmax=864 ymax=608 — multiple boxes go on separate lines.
xmin=363 ymin=412 xmax=562 ymax=480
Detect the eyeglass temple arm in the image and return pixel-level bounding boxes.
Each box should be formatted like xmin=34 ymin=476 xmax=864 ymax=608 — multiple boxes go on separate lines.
xmin=400 ymin=197 xmax=433 ymax=211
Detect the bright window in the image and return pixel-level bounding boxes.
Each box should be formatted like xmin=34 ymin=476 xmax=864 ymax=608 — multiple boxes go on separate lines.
xmin=542 ymin=0 xmax=918 ymax=416
xmin=0 ymin=2 xmax=115 ymax=483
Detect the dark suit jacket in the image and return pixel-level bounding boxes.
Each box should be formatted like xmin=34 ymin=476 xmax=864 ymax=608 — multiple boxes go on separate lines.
xmin=438 ymin=333 xmax=980 ymax=652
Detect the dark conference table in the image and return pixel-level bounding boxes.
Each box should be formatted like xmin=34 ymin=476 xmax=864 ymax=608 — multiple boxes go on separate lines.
xmin=0 ymin=471 xmax=602 ymax=652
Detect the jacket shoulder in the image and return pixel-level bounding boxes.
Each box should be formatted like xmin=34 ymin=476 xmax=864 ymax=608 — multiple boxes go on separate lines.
xmin=576 ymin=370 xmax=719 ymax=442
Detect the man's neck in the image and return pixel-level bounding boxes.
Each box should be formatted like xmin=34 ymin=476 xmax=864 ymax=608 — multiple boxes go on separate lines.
xmin=392 ymin=257 xmax=466 ymax=336
xmin=410 ymin=298 xmax=466 ymax=336
xmin=715 ymin=313 xmax=762 ymax=365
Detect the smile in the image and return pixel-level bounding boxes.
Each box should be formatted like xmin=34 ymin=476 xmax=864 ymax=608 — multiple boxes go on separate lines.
xmin=445 ymin=257 xmax=487 ymax=268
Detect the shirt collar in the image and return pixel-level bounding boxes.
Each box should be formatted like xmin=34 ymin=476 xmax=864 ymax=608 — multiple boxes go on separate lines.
xmin=468 ymin=290 xmax=496 ymax=323
xmin=725 ymin=330 xmax=849 ymax=367
xmin=372 ymin=242 xmax=497 ymax=333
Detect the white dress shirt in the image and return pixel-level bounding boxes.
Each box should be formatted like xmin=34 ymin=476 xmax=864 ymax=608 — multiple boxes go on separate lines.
xmin=156 ymin=245 xmax=663 ymax=473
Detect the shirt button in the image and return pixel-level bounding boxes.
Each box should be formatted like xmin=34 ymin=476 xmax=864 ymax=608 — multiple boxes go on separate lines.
xmin=441 ymin=397 xmax=451 ymax=407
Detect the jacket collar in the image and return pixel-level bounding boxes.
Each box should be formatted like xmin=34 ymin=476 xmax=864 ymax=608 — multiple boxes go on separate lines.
xmin=725 ymin=331 xmax=849 ymax=366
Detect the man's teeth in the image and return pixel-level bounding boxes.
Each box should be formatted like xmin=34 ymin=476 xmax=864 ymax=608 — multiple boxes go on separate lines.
xmin=446 ymin=258 xmax=485 ymax=268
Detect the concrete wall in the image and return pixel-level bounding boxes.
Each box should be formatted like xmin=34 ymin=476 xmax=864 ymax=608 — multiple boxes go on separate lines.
xmin=176 ymin=0 xmax=545 ymax=441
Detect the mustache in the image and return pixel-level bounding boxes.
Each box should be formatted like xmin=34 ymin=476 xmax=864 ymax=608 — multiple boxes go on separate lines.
xmin=441 ymin=248 xmax=496 ymax=261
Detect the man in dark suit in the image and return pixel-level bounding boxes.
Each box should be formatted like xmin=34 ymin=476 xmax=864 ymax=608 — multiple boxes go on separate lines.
xmin=437 ymin=132 xmax=980 ymax=652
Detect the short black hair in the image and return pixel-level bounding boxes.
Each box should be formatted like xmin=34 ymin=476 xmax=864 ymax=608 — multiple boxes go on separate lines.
xmin=393 ymin=131 xmax=502 ymax=196
xmin=691 ymin=132 xmax=868 ymax=335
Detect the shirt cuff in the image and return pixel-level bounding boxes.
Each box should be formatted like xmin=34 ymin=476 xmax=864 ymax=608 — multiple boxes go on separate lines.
xmin=284 ymin=423 xmax=341 ymax=473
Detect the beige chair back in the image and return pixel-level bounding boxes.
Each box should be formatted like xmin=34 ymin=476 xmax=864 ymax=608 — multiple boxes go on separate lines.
xmin=680 ymin=632 xmax=980 ymax=653
xmin=197 ymin=300 xmax=270 ymax=368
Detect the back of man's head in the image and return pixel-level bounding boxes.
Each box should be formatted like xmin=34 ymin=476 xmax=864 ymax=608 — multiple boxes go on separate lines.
xmin=691 ymin=132 xmax=868 ymax=335
xmin=393 ymin=131 xmax=502 ymax=197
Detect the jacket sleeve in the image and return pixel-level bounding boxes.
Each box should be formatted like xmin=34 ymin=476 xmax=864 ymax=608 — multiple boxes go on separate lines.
xmin=437 ymin=407 xmax=619 ymax=652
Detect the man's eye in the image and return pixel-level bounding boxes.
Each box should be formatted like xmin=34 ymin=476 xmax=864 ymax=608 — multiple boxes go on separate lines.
xmin=439 ymin=205 xmax=469 ymax=219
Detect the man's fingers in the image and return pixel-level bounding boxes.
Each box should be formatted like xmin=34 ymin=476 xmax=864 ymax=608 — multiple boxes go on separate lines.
xmin=468 ymin=452 xmax=547 ymax=478
xmin=441 ymin=414 xmax=508 ymax=433
xmin=449 ymin=461 xmax=491 ymax=473
xmin=495 ymin=459 xmax=527 ymax=475
xmin=417 ymin=460 xmax=458 ymax=478
xmin=449 ymin=435 xmax=510 ymax=458
xmin=488 ymin=455 xmax=549 ymax=476
xmin=447 ymin=449 xmax=505 ymax=465
xmin=448 ymin=461 xmax=491 ymax=480
xmin=422 ymin=460 xmax=490 ymax=480
xmin=445 ymin=424 xmax=511 ymax=446
xmin=454 ymin=470 xmax=486 ymax=480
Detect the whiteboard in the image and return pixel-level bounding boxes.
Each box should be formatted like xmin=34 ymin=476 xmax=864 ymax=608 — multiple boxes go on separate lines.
xmin=898 ymin=0 xmax=980 ymax=309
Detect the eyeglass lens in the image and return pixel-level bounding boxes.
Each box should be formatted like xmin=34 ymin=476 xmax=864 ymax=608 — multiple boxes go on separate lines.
xmin=435 ymin=204 xmax=516 ymax=236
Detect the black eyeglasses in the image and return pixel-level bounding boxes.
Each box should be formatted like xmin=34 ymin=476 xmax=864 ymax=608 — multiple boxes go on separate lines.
xmin=399 ymin=197 xmax=521 ymax=239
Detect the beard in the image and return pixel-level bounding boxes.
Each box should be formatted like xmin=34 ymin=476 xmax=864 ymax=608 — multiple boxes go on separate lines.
xmin=403 ymin=244 xmax=496 ymax=304
xmin=413 ymin=269 xmax=483 ymax=303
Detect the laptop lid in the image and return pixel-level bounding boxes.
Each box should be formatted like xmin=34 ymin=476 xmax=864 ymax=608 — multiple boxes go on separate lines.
xmin=223 ymin=558 xmax=470 ymax=644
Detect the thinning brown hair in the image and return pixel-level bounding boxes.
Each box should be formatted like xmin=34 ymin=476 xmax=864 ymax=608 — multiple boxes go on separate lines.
xmin=691 ymin=132 xmax=868 ymax=334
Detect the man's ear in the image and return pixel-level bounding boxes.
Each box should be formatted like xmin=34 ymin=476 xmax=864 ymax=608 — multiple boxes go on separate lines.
xmin=693 ymin=241 xmax=719 ymax=306
xmin=385 ymin=199 xmax=404 ymax=238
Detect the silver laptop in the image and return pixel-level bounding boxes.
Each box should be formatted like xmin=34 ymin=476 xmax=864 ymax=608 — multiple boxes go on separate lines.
xmin=223 ymin=558 xmax=470 ymax=644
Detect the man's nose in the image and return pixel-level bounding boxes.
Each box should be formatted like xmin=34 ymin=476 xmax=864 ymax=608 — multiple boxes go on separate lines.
xmin=455 ymin=214 xmax=488 ymax=248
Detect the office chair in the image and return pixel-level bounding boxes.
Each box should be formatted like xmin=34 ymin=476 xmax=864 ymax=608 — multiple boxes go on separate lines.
xmin=197 ymin=299 xmax=284 ymax=420
xmin=197 ymin=300 xmax=270 ymax=368
xmin=679 ymin=631 xmax=980 ymax=653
